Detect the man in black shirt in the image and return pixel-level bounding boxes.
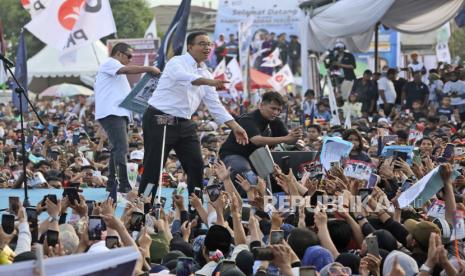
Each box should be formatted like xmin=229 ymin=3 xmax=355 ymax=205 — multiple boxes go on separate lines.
xmin=401 ymin=71 xmax=429 ymax=110
xmin=219 ymin=92 xmax=302 ymax=193
xmin=351 ymin=69 xmax=378 ymax=116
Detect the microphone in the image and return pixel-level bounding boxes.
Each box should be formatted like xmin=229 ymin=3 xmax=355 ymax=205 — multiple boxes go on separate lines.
xmin=0 ymin=53 xmax=14 ymax=67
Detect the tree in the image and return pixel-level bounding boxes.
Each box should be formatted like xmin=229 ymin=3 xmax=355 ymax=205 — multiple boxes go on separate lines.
xmin=449 ymin=23 xmax=465 ymax=64
xmin=0 ymin=0 xmax=153 ymax=59
xmin=108 ymin=0 xmax=153 ymax=40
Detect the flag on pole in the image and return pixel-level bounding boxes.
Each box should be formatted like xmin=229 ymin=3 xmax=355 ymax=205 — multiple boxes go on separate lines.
xmin=238 ymin=17 xmax=255 ymax=94
xmin=267 ymin=64 xmax=294 ymax=92
xmin=344 ymin=109 xmax=352 ymax=129
xmin=327 ymin=75 xmax=341 ymax=126
xmin=156 ymin=0 xmax=191 ymax=71
xmin=261 ymin=48 xmax=282 ymax=67
xmin=212 ymin=58 xmax=226 ymax=80
xmin=11 ymin=30 xmax=28 ymax=111
xmin=25 ymin=0 xmax=116 ymax=54
xmin=0 ymin=19 xmax=7 ymax=84
xmin=21 ymin=0 xmax=51 ymax=18
xmin=144 ymin=18 xmax=158 ymax=39
xmin=225 ymin=58 xmax=242 ymax=89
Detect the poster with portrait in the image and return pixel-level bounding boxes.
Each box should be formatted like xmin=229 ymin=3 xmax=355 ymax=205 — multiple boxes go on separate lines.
xmin=119 ymin=74 xmax=159 ymax=114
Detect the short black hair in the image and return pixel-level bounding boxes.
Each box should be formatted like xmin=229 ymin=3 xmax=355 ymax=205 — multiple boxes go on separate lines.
xmin=110 ymin=43 xmax=132 ymax=57
xmin=363 ymin=69 xmax=373 ymax=75
xmin=187 ymin=32 xmax=208 ymax=46
xmin=304 ymin=89 xmax=315 ymax=97
xmin=307 ymin=124 xmax=321 ymax=133
xmin=261 ymin=91 xmax=285 ymax=106
xmin=287 ymin=228 xmax=319 ymax=259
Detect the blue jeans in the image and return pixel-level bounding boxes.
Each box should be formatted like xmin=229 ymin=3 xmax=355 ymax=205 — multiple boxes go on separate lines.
xmin=98 ymin=115 xmax=129 ymax=187
xmin=222 ymin=154 xmax=255 ymax=198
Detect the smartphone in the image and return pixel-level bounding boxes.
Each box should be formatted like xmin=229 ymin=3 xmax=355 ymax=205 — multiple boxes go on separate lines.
xmin=300 ymin=266 xmax=317 ymax=276
xmin=241 ymin=204 xmax=251 ymax=224
xmin=88 ymin=216 xmax=104 ymax=240
xmin=242 ymin=170 xmax=258 ymax=186
xmin=41 ymin=194 xmax=58 ymax=206
xmin=143 ymin=183 xmax=155 ymax=198
xmin=220 ymin=260 xmax=236 ymax=271
xmin=366 ymin=235 xmax=380 ymax=256
xmin=130 ymin=211 xmax=145 ymax=232
xmin=144 ymin=202 xmax=152 ymax=214
xmin=358 ymin=188 xmax=372 ymax=201
xmin=281 ymin=156 xmax=290 ymax=175
xmin=86 ymin=200 xmax=95 ymax=216
xmin=160 ymin=197 xmax=167 ymax=208
xmin=194 ymin=187 xmax=203 ymax=199
xmin=69 ymin=182 xmax=80 ymax=189
xmin=176 ymin=257 xmax=194 ymax=276
xmin=393 ymin=150 xmax=408 ymax=161
xmin=1 ymin=214 xmax=15 ymax=234
xmin=252 ymin=247 xmax=274 ymax=261
xmin=180 ymin=210 xmax=189 ymax=224
xmin=49 ymin=151 xmax=59 ymax=161
xmin=367 ymin=174 xmax=380 ymax=189
xmin=330 ymin=161 xmax=340 ymax=169
xmin=46 ymin=230 xmax=59 ymax=247
xmin=151 ymin=203 xmax=161 ymax=220
xmin=401 ymin=180 xmax=413 ymax=192
xmin=26 ymin=207 xmax=38 ymax=224
xmin=206 ymin=184 xmax=221 ymax=202
xmin=413 ymin=149 xmax=422 ymax=165
xmin=442 ymin=143 xmax=455 ymax=159
xmin=270 ymin=230 xmax=284 ymax=245
xmin=106 ymin=236 xmax=119 ymax=249
xmin=8 ymin=196 xmax=20 ymax=216
xmin=63 ymin=187 xmax=80 ymax=204
xmin=311 ymin=190 xmax=325 ymax=206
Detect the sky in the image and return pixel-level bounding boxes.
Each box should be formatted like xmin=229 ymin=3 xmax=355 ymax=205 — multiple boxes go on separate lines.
xmin=148 ymin=0 xmax=219 ymax=9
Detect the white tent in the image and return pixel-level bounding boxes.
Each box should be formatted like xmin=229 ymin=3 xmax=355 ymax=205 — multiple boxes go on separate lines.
xmin=27 ymin=41 xmax=108 ymax=93
xmin=299 ymin=0 xmax=465 ymax=90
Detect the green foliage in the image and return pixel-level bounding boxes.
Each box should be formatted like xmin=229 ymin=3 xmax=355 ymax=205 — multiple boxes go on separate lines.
xmin=449 ymin=26 xmax=465 ymax=64
xmin=0 ymin=0 xmax=153 ymax=59
xmin=109 ymin=0 xmax=153 ymax=40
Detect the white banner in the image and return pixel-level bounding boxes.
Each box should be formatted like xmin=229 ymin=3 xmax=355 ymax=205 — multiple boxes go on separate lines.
xmin=144 ymin=18 xmax=158 ymax=39
xmin=261 ymin=48 xmax=282 ymax=68
xmin=25 ymin=0 xmax=116 ymax=53
xmin=226 ymin=58 xmax=242 ymax=89
xmin=214 ymin=0 xmax=300 ymax=39
xmin=238 ymin=16 xmax=255 ymax=94
xmin=0 ymin=60 xmax=6 ymax=84
xmin=213 ymin=58 xmax=226 ymax=80
xmin=21 ymin=0 xmax=52 ymax=18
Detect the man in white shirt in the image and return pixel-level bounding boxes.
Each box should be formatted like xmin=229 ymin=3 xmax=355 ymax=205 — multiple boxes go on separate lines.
xmin=139 ymin=32 xmax=248 ymax=197
xmin=377 ymin=68 xmax=398 ymax=116
xmin=95 ymin=43 xmax=160 ymax=193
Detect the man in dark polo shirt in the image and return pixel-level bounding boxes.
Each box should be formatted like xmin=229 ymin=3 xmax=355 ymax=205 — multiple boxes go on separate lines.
xmin=401 ymin=70 xmax=429 ymax=110
xmin=219 ymin=91 xmax=302 ymax=194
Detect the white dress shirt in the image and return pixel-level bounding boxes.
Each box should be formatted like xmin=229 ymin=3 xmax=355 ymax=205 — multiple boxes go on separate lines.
xmin=148 ymin=53 xmax=234 ymax=125
xmin=94 ymin=57 xmax=132 ymax=120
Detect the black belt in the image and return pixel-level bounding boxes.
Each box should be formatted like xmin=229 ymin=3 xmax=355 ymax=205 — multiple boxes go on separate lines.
xmin=147 ymin=106 xmax=189 ymax=123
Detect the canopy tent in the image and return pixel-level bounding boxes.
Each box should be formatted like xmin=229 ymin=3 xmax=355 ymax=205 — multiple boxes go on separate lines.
xmin=39 ymin=83 xmax=94 ymax=98
xmin=299 ymin=0 xmax=465 ymax=91
xmin=27 ymin=41 xmax=108 ymax=93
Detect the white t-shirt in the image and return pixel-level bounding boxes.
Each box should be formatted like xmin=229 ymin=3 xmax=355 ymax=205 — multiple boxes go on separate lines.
xmin=443 ymin=80 xmax=465 ymax=106
xmin=94 ymin=58 xmax=131 ymax=120
xmin=377 ymin=77 xmax=397 ymax=105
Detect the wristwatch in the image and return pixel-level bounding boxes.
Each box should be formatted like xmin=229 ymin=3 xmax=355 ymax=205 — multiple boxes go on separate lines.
xmin=48 ymin=215 xmax=59 ymax=223
xmin=419 ymin=264 xmax=431 ymax=274
xmin=355 ymin=214 xmax=365 ymax=221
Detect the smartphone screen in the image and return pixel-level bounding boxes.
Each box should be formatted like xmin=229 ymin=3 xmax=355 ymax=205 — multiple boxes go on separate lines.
xmin=366 ymin=236 xmax=380 ymax=256
xmin=160 ymin=197 xmax=167 ymax=208
xmin=143 ymin=183 xmax=155 ymax=198
xmin=176 ymin=257 xmax=194 ymax=276
xmin=270 ymin=230 xmax=284 ymax=244
xmin=42 ymin=194 xmax=58 ymax=206
xmin=2 ymin=214 xmax=15 ymax=234
xmin=26 ymin=208 xmax=38 ymax=224
xmin=64 ymin=187 xmax=80 ymax=204
xmin=242 ymin=170 xmax=258 ymax=186
xmin=300 ymin=266 xmax=316 ymax=276
xmin=442 ymin=143 xmax=455 ymax=159
xmin=206 ymin=185 xmax=221 ymax=202
xmin=281 ymin=156 xmax=290 ymax=175
xmin=311 ymin=190 xmax=324 ymax=206
xmin=393 ymin=150 xmax=408 ymax=161
xmin=151 ymin=203 xmax=161 ymax=220
xmin=86 ymin=200 xmax=95 ymax=216
xmin=8 ymin=196 xmax=20 ymax=216
xmin=367 ymin=174 xmax=379 ymax=189
xmin=400 ymin=180 xmax=413 ymax=192
xmin=106 ymin=236 xmax=119 ymax=249
xmin=194 ymin=187 xmax=203 ymax=199
xmin=47 ymin=230 xmax=59 ymax=247
xmin=241 ymin=204 xmax=251 ymax=224
xmin=88 ymin=216 xmax=104 ymax=240
xmin=252 ymin=247 xmax=274 ymax=261
xmin=144 ymin=202 xmax=152 ymax=214
xmin=180 ymin=210 xmax=189 ymax=224
xmin=130 ymin=212 xmax=145 ymax=232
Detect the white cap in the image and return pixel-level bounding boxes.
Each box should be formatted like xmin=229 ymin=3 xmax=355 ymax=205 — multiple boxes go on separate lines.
xmin=130 ymin=150 xmax=144 ymax=160
xmin=334 ymin=41 xmax=345 ymax=49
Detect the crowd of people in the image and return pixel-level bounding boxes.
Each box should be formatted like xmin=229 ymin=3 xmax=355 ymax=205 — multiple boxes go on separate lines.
xmin=1 ymin=36 xmax=465 ymax=276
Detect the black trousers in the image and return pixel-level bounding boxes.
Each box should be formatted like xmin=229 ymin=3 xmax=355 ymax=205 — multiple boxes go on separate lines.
xmin=139 ymin=107 xmax=204 ymax=197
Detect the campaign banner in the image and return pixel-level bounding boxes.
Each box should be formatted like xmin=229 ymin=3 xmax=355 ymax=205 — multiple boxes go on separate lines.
xmin=343 ymin=160 xmax=373 ymax=181
xmin=119 ymin=74 xmax=160 ymax=114
xmin=214 ymin=0 xmax=300 ymax=39
xmin=320 ymin=137 xmax=353 ymax=171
